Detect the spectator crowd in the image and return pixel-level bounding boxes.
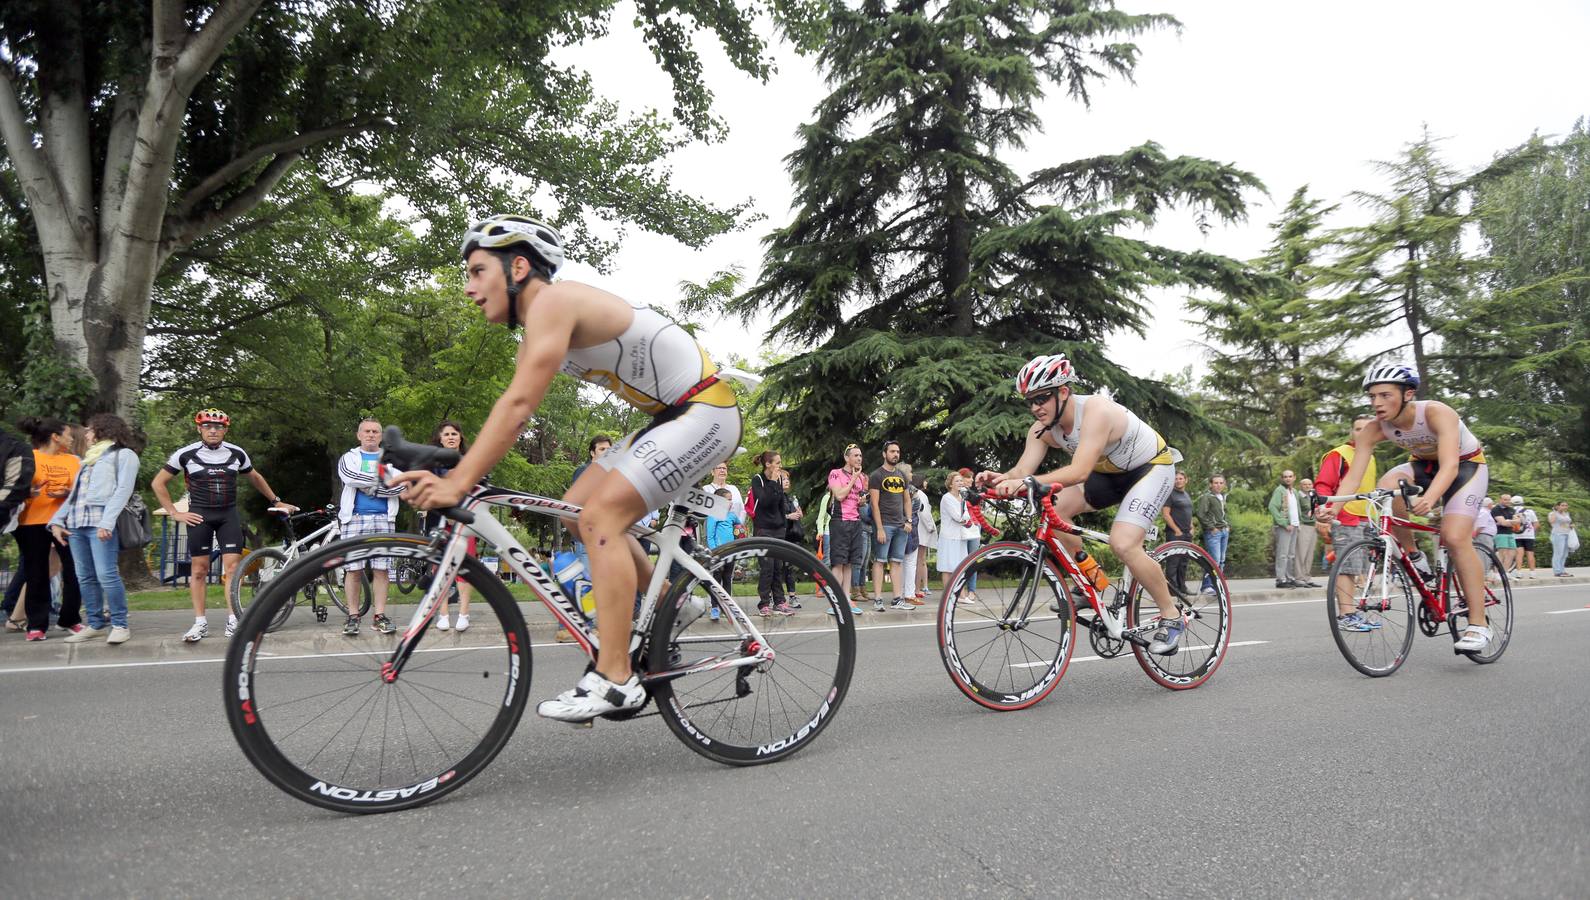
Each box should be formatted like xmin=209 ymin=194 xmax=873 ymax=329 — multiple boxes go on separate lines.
xmin=3 ymin=407 xmax=1586 ymax=648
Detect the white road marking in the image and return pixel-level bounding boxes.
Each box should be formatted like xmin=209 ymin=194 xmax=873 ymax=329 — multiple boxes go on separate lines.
xmin=1009 ymin=640 xmax=1269 ymax=667
xmin=1544 ymin=608 xmax=1590 ymax=615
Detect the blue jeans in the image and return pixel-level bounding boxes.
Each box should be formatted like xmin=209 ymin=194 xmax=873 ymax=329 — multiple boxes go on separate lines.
xmin=1551 ymin=533 xmax=1571 ymax=575
xmin=69 ymin=526 xmax=128 ymax=629
xmin=874 ymin=524 xmax=909 ymax=562
xmin=1201 ymin=528 xmax=1230 ymax=590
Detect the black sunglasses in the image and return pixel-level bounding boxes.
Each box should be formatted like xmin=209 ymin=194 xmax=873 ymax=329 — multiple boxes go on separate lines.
xmin=1025 ymin=390 xmax=1057 ymax=407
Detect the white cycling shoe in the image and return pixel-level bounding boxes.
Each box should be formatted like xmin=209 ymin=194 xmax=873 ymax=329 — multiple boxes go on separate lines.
xmin=537 ymin=669 xmax=646 ymax=723
xmin=1453 ymin=625 xmax=1493 ymax=652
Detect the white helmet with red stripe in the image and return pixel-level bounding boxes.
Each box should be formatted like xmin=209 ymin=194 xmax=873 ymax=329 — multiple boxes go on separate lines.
xmin=1015 ymin=354 xmax=1078 ymax=395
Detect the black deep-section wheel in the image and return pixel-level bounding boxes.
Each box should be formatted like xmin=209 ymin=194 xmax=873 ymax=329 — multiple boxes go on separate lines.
xmin=647 ymin=537 xmax=854 ymax=765
xmin=224 ymin=533 xmax=532 ymax=813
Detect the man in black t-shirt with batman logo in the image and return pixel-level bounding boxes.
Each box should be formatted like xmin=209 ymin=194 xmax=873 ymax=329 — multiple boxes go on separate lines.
xmin=868 ymin=440 xmax=916 ymax=612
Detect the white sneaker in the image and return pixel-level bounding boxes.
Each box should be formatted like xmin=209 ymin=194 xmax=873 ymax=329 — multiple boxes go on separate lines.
xmin=64 ymin=625 xmax=108 ymax=643
xmin=537 ymin=669 xmax=646 ymax=723
xmin=1453 ymin=625 xmax=1493 ymax=652
xmin=181 ymin=622 xmax=208 ymax=643
xmin=435 ymin=614 xmax=451 ymax=631
xmin=107 ymin=626 xmax=130 ymax=644
xmin=224 ymin=614 xmax=239 ymax=637
xmin=454 ymin=614 xmax=469 ymax=632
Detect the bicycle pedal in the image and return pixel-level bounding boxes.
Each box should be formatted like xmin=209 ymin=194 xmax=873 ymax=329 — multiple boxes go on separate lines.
xmin=566 ymin=718 xmax=595 ymax=729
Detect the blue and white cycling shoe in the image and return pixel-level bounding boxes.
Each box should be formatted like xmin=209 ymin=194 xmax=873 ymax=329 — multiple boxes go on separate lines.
xmin=1147 ymin=614 xmax=1187 ymax=655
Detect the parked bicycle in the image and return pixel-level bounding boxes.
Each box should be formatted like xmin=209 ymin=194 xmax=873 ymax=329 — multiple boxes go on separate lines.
xmin=223 ymin=427 xmax=855 ymax=813
xmin=938 ymin=479 xmax=1232 ymax=711
xmin=227 ymin=505 xmax=370 ymax=631
xmin=1321 ymin=482 xmax=1513 ymax=676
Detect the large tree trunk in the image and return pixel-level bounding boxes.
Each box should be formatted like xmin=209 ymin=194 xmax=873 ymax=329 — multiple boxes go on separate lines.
xmin=4 ymin=0 xmax=265 ymax=418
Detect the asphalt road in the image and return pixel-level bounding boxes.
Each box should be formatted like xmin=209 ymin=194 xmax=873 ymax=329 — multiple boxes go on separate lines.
xmin=2 ymin=580 xmax=1587 ymax=899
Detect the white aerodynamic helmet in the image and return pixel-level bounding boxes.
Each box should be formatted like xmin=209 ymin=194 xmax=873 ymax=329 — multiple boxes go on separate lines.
xmin=460 ymin=214 xmax=565 ymax=277
xmin=1015 ymin=354 xmax=1079 ymax=395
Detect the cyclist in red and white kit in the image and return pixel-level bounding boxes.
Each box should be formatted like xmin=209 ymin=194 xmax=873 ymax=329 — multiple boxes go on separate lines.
xmin=976 ymin=354 xmax=1187 ymax=655
xmin=1331 ymin=364 xmax=1493 ymax=652
xmin=393 ymin=215 xmax=741 ymax=723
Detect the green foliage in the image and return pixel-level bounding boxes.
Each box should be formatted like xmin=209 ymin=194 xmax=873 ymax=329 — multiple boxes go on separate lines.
xmin=1191 ymin=186 xmax=1360 ymax=458
xmin=13 ymin=298 xmax=95 ymax=420
xmin=734 ymin=0 xmax=1264 ymax=479
xmin=1443 ymin=122 xmax=1590 ymax=486
xmin=1314 ymin=128 xmax=1538 ymax=390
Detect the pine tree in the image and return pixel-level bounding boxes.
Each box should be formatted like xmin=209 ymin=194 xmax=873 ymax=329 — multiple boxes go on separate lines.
xmin=1317 ymin=128 xmax=1534 ymax=390
xmin=731 ymin=0 xmax=1264 ymax=473
xmin=1444 ymin=123 xmax=1590 ymax=486
xmin=1191 ymin=186 xmax=1358 ymax=452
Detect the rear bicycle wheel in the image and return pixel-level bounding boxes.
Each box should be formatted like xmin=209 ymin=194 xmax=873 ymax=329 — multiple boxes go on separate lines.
xmin=228 ymin=547 xmax=293 ymax=631
xmin=394 ymin=557 xmax=422 ymax=594
xmin=937 ymin=542 xmax=1075 ymax=711
xmin=647 ymin=538 xmax=854 ymax=765
xmin=1325 ymin=539 xmax=1416 ymax=677
xmin=1126 ymin=541 xmax=1231 ymax=690
xmin=1454 ymin=543 xmax=1513 ymax=664
xmin=223 ymin=534 xmax=532 ymax=813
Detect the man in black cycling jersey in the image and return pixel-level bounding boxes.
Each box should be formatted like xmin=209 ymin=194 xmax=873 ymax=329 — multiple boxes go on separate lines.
xmin=394 ymin=215 xmax=741 ymax=723
xmin=151 ymin=409 xmax=296 ymax=642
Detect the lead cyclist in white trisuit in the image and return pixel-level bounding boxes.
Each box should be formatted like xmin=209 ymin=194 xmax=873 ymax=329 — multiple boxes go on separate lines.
xmin=976 ymin=353 xmax=1188 ymax=655
xmin=1332 ymin=364 xmax=1493 ymax=652
xmin=394 ymin=214 xmax=742 ymax=722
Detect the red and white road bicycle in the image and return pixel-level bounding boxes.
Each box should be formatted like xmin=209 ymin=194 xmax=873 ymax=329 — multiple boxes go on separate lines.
xmin=937 ymin=478 xmax=1233 ymax=711
xmin=1321 ymin=482 xmax=1513 ymax=677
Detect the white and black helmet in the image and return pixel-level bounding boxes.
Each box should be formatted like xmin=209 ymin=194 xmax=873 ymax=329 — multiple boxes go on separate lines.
xmin=1015 ymin=354 xmax=1079 ymax=395
xmin=460 ymin=214 xmax=565 ymax=277
xmin=1361 ymin=363 xmax=1419 ymax=391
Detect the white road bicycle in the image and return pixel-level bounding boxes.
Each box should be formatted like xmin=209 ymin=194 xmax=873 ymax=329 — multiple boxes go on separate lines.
xmin=223 ymin=427 xmax=856 ymax=814
xmin=227 ymin=505 xmax=371 ymax=631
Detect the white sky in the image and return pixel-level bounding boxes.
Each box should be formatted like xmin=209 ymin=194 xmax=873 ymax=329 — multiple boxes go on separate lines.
xmin=554 ymin=0 xmax=1590 ymax=379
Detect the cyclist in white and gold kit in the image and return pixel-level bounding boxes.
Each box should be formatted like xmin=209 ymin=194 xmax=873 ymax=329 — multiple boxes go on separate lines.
xmin=395 ymin=215 xmax=741 ymax=722
xmin=976 ymin=354 xmax=1188 ymax=655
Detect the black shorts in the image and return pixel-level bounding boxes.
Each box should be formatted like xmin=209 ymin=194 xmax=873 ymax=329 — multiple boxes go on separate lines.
xmin=1405 ymin=458 xmax=1484 ymax=511
xmin=187 ymin=507 xmax=244 ymax=557
xmin=1516 ymin=537 xmax=1536 ymax=552
xmin=828 ymin=518 xmax=867 ymax=566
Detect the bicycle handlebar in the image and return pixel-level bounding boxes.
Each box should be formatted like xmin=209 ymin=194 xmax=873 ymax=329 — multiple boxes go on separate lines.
xmin=379 ymin=426 xmax=475 ymax=524
xmin=1319 ymin=480 xmax=1423 ymax=505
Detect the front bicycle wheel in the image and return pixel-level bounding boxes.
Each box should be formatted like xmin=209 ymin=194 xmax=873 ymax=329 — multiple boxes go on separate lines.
xmin=938 ymin=542 xmax=1075 ymax=711
xmin=1454 ymin=543 xmax=1513 ymax=664
xmin=228 ymin=547 xmax=293 ymax=631
xmin=1325 ymin=539 xmax=1416 ymax=677
xmin=223 ymin=534 xmax=532 ymax=813
xmin=1126 ymin=541 xmax=1232 ymax=690
xmin=648 ymin=538 xmax=854 ymax=765
xmin=322 ymin=566 xmax=374 ymax=618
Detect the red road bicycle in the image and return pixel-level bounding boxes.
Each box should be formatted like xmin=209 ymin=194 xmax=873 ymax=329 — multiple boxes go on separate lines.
xmin=1321 ymin=482 xmax=1513 ymax=676
xmin=937 ymin=478 xmax=1233 ymax=711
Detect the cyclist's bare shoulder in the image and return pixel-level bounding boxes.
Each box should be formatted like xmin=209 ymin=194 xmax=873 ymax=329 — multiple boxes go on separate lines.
xmin=1083 ymin=393 xmax=1128 ymax=439
xmin=534 ymin=281 xmax=636 ymax=348
xmin=1422 ymin=399 xmax=1461 ymax=424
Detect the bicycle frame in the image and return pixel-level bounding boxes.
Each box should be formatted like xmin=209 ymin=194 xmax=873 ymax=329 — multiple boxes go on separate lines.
xmin=380 ymin=481 xmax=779 ymax=685
xmin=965 ymin=488 xmax=1159 ymax=641
xmin=1325 ymin=490 xmax=1452 ymax=621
